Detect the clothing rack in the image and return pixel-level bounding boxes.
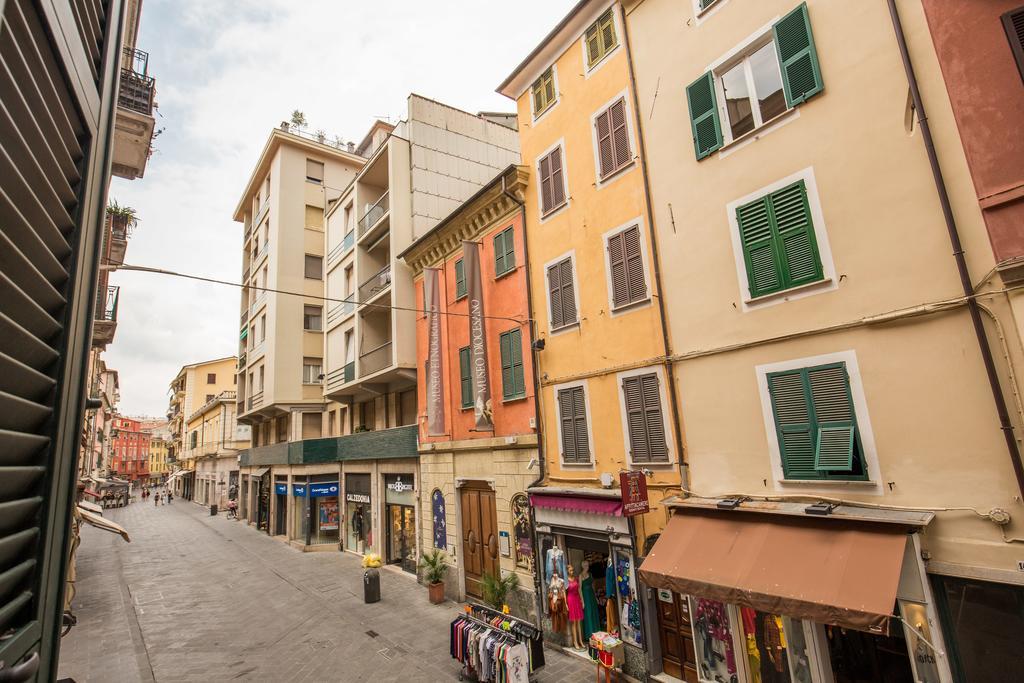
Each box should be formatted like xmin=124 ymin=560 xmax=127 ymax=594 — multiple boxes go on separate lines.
xmin=467 ymin=602 xmax=542 ymax=639
xmin=451 ymin=605 xmax=546 ymax=682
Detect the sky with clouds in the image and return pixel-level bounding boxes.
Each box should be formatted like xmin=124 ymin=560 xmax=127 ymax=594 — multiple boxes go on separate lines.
xmin=108 ymin=0 xmax=576 ymax=417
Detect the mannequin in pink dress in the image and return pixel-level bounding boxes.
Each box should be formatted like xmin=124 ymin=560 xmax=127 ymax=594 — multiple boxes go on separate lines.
xmin=565 ymin=564 xmax=585 ymax=649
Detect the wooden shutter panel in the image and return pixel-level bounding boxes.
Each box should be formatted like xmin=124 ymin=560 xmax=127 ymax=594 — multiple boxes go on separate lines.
xmin=455 ymin=259 xmax=466 ymax=298
xmin=686 ymin=71 xmax=723 ymax=160
xmin=510 ymin=328 xmax=524 ymax=397
xmin=600 ymin=11 xmax=617 ymax=54
xmin=549 ymin=148 xmax=566 ymax=207
xmin=737 ymin=196 xmax=783 ymax=298
xmin=548 ymin=262 xmax=564 ymax=328
xmin=500 ymin=332 xmax=514 ymax=400
xmin=543 ymin=70 xmax=555 ymax=108
xmin=610 ymin=99 xmax=631 ymax=171
xmin=608 ymin=232 xmax=628 ymax=307
xmin=808 ymin=365 xmax=856 ymax=471
xmin=1002 ymin=7 xmax=1024 ymax=83
xmin=767 ymin=371 xmax=817 ymax=478
xmin=493 ymin=231 xmax=506 ymax=275
xmin=558 ymin=388 xmax=579 ymax=463
xmin=559 ymin=259 xmax=577 ymax=324
xmin=586 ymin=24 xmax=601 ymax=67
xmin=460 ymin=347 xmax=472 ymax=408
xmin=539 ymin=154 xmax=554 ymax=214
xmin=642 ymin=374 xmax=669 ymax=461
xmin=623 ymin=376 xmax=649 ymax=461
xmin=770 ymin=180 xmax=822 ymax=287
xmin=773 ymin=3 xmax=824 ymax=107
xmin=623 ymin=226 xmax=647 ymax=303
xmin=595 ymin=109 xmax=614 ymax=178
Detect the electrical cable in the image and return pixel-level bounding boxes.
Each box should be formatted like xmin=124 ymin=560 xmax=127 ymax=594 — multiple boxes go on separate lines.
xmin=111 ymin=262 xmax=531 ymax=325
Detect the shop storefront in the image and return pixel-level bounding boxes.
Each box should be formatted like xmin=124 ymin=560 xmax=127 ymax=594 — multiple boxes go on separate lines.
xmin=384 ymin=473 xmax=416 ymax=573
xmin=640 ymin=501 xmax=952 ymax=683
xmin=273 ymin=476 xmax=288 ymax=536
xmin=530 ymin=488 xmax=650 ymax=679
xmin=345 ymin=473 xmax=372 ymax=555
xmin=290 ymin=475 xmax=340 ymax=547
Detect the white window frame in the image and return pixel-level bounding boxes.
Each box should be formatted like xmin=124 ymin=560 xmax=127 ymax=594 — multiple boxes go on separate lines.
xmin=302 ymin=359 xmax=323 ymax=385
xmin=755 ymin=349 xmax=882 ymax=494
xmin=552 ymin=379 xmax=596 ymax=468
xmin=692 ymin=0 xmax=730 ymax=26
xmin=581 ymin=1 xmax=622 ymax=79
xmin=616 ymin=365 xmax=676 ymax=467
xmin=536 ymin=138 xmax=570 ymax=223
xmin=725 ymin=167 xmax=838 ymax=312
xmin=543 ymin=249 xmax=581 ymax=336
xmin=303 ymin=305 xmax=323 ymax=332
xmin=531 ymin=64 xmax=560 ymax=124
xmin=590 ymin=89 xmax=638 ymax=188
xmin=601 ymin=217 xmax=651 ymax=316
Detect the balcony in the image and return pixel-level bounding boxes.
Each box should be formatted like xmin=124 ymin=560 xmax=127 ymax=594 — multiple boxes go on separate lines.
xmin=107 ymin=214 xmax=133 ymax=266
xmin=247 ymin=391 xmax=264 ymax=411
xmin=238 ymin=426 xmax=417 ymax=468
xmin=92 ymin=286 xmax=120 ymax=348
xmin=357 ymin=192 xmax=389 ymax=242
xmin=360 ymin=341 xmax=393 ymax=376
xmin=112 ymin=48 xmax=156 ymax=180
xmin=240 ymin=308 xmax=249 ymax=325
xmin=326 ymin=230 xmax=356 ymax=268
xmin=325 ymin=361 xmax=355 ymax=392
xmin=250 ymin=292 xmax=267 ymax=316
xmin=249 ymin=341 xmax=265 ymax=362
xmin=357 ymin=264 xmax=391 ymax=303
xmin=254 ymin=200 xmax=270 ymax=231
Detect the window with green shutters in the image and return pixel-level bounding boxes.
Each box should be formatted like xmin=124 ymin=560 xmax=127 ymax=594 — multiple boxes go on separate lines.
xmin=532 ymin=67 xmax=556 ymax=117
xmin=766 ymin=362 xmax=867 ymax=480
xmin=557 ymin=385 xmax=591 ymax=464
xmin=736 ymin=179 xmax=822 ymax=299
xmin=494 ymin=226 xmax=516 ymax=277
xmin=685 ymin=2 xmax=823 ymax=160
xmin=455 ymin=258 xmax=467 ymax=299
xmin=459 ymin=347 xmax=472 ymax=409
xmin=585 ymin=9 xmax=618 ymax=68
xmin=499 ymin=328 xmax=526 ymax=400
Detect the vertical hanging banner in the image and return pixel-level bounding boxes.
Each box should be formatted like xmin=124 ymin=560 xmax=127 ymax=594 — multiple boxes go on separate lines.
xmin=425 ymin=268 xmax=446 ymax=436
xmin=464 ymin=241 xmax=494 ymax=431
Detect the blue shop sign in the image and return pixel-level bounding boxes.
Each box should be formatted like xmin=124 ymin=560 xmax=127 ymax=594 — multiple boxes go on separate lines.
xmin=274 ymin=483 xmax=288 ymax=495
xmin=309 ymin=482 xmax=339 ymax=498
xmin=292 ymin=484 xmax=307 ymax=497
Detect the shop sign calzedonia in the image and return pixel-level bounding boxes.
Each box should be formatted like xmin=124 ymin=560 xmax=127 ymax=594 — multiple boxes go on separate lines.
xmin=620 ymin=470 xmax=649 ymax=516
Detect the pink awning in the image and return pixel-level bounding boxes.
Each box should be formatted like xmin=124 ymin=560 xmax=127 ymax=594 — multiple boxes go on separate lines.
xmin=530 ymin=494 xmax=622 ymax=516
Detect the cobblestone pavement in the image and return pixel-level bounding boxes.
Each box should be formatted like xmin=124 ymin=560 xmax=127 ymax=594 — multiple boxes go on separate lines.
xmin=58 ymin=499 xmax=595 ymax=683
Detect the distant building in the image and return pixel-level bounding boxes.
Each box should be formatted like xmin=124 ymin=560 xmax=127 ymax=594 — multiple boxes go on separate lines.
xmin=109 ymin=416 xmax=149 ymax=482
xmin=183 ymin=391 xmax=249 ymax=508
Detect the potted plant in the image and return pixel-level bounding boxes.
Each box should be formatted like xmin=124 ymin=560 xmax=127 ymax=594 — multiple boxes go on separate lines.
xmin=419 ymin=549 xmax=449 ymax=604
xmin=106 ymin=200 xmax=138 ymax=237
xmin=481 ymin=570 xmax=519 ymax=612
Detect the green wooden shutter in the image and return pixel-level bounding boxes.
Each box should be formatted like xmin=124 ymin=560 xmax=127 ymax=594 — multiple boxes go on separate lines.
xmin=770 ymin=180 xmax=822 ymax=287
xmin=773 ymin=2 xmax=824 ymax=107
xmin=737 ymin=196 xmax=783 ymax=297
xmin=585 ymin=24 xmax=602 ymax=67
xmin=510 ymin=328 xmax=525 ymax=397
xmin=494 ymin=231 xmax=506 ymax=276
xmin=767 ymin=370 xmax=818 ymax=478
xmin=459 ymin=347 xmax=472 ymax=408
xmin=686 ymin=71 xmax=723 ymax=160
xmin=500 ymin=331 xmax=514 ymax=399
xmin=502 ymin=228 xmax=515 ymax=273
xmin=807 ymin=364 xmax=856 ymax=471
xmin=455 ymin=258 xmax=466 ymax=299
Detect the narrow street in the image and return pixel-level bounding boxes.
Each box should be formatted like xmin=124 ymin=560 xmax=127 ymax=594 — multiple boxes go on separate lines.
xmin=57 ymin=501 xmax=593 ymax=683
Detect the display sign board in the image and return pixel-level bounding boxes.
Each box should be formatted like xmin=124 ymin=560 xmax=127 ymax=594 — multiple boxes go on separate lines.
xmin=292 ymin=484 xmax=307 ymax=497
xmin=274 ymin=483 xmax=288 ymax=495
xmin=346 ymin=493 xmax=370 ymax=504
xmin=385 ymin=474 xmax=415 ymax=506
xmin=620 ymin=470 xmax=649 ymax=516
xmin=309 ymin=482 xmax=339 ymax=498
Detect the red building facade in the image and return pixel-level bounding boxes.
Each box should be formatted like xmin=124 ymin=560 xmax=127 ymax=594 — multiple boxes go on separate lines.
xmin=110 ymin=416 xmax=150 ymax=481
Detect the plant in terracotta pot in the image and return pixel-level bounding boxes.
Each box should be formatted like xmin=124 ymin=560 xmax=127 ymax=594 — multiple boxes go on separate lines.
xmin=481 ymin=570 xmax=519 ymax=612
xmin=419 ymin=549 xmax=449 ymax=604
xmin=106 ymin=200 xmax=138 ymax=237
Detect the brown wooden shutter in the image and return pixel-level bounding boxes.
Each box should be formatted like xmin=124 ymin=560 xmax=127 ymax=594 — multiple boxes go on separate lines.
xmin=623 ymin=225 xmax=647 ymax=302
xmin=610 ymin=99 xmax=631 ymax=170
xmin=623 ymin=374 xmax=668 ymax=463
xmin=1004 ymin=7 xmax=1024 ymax=83
xmin=539 ymin=153 xmax=553 ymax=213
xmin=559 ymin=386 xmax=590 ymax=463
xmin=595 ymin=109 xmax=614 ymax=177
xmin=608 ymin=232 xmax=628 ymax=307
xmin=548 ymin=262 xmax=563 ymax=328
xmin=549 ymin=148 xmax=565 ymax=207
xmin=559 ymin=259 xmax=577 ymax=324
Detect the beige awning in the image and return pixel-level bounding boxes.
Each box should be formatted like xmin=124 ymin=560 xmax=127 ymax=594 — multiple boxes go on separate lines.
xmin=638 ymin=510 xmax=907 ymax=634
xmin=76 ymin=506 xmax=131 ymax=543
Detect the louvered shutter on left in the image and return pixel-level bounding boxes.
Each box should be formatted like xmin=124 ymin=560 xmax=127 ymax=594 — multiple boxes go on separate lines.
xmin=500 ymin=332 xmax=514 ymax=400
xmin=773 ymin=2 xmax=824 ymax=107
xmin=548 ymin=262 xmax=564 ymax=328
xmin=1002 ymin=7 xmax=1024 ymax=83
xmin=767 ymin=370 xmax=817 ymax=478
xmin=539 ymin=154 xmax=554 ymax=214
xmin=459 ymin=347 xmax=472 ymax=408
xmin=2 ymin=0 xmax=121 ymax=675
xmin=737 ymin=196 xmax=783 ymax=298
xmin=686 ymin=71 xmax=723 ymax=159
xmin=623 ymin=376 xmax=649 ymax=461
xmin=493 ymin=231 xmax=507 ymax=275
xmin=595 ymin=109 xmax=614 ymax=178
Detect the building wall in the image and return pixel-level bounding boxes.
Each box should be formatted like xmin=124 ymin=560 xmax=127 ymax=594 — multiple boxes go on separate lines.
xmin=624 ymin=0 xmax=1023 ymax=579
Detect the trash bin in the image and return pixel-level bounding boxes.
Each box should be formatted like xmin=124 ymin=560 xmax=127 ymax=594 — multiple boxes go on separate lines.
xmin=363 ymin=568 xmax=381 ymax=603
xmin=210 ymin=504 xmax=218 ymax=516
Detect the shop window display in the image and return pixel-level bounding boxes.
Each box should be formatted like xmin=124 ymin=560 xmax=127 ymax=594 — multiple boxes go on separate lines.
xmin=309 ymin=480 xmax=340 ymax=545
xmin=691 ymin=597 xmax=739 ymax=683
xmin=345 ymin=473 xmax=372 ymax=554
xmin=385 ymin=474 xmax=416 ymax=573
xmin=738 ymin=608 xmax=812 ymax=683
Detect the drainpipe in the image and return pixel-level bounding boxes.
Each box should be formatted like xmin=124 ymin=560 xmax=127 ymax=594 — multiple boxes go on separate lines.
xmin=887 ymin=0 xmax=1024 ymax=498
xmin=502 ymin=170 xmax=547 ymax=626
xmin=619 ymin=3 xmax=690 ymax=494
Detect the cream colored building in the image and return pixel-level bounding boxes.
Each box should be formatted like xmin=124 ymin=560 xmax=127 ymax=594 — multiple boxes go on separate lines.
xmin=182 ymin=391 xmax=250 ymax=508
xmin=166 ymin=356 xmax=237 ymax=496
xmin=620 ymin=1 xmax=1024 ymax=681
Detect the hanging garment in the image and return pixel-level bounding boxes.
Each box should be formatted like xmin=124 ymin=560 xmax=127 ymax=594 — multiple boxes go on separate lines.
xmin=605 ymin=562 xmax=617 ymax=598
xmin=606 ymin=595 xmax=618 ymax=631
xmin=581 ymin=574 xmax=602 ymax=639
xmin=566 ymin=578 xmax=584 ymax=621
xmin=551 ymin=595 xmax=567 ymax=633
xmin=545 ymin=547 xmax=567 ymax=584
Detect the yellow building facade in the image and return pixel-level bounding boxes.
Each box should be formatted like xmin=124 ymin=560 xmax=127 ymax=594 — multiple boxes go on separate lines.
xmin=148 ymin=438 xmax=168 ymax=480
xmin=499 ymin=2 xmax=681 ymax=673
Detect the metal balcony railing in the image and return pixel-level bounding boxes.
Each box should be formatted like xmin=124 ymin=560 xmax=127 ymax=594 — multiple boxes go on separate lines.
xmin=357 ymin=264 xmax=391 ymax=303
xmin=97 ymin=286 xmax=119 ymax=321
xmin=343 ymin=230 xmax=355 ymax=252
xmin=118 ymin=48 xmax=155 ymax=116
xmin=357 ymin=192 xmax=389 ymax=238
xmin=359 ymin=342 xmax=393 ymax=376
xmin=248 ymin=391 xmax=263 ymax=411
xmin=325 ymin=362 xmax=356 ymax=392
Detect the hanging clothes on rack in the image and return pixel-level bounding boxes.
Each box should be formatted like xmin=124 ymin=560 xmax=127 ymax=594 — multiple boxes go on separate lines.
xmin=545 ymin=546 xmax=567 ymax=585
xmin=463 ymin=602 xmax=546 ymax=674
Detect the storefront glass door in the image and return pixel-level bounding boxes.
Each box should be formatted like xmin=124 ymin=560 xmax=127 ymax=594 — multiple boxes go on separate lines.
xmin=386 ymin=504 xmax=416 ymax=573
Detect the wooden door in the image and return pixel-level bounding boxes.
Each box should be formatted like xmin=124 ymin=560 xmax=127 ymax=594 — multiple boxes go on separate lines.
xmin=656 ymin=591 xmax=699 ymax=682
xmin=460 ymin=485 xmax=499 ymax=598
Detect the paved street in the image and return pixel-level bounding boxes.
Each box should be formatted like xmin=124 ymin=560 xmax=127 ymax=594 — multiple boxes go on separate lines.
xmin=58 ymin=500 xmax=593 ymax=683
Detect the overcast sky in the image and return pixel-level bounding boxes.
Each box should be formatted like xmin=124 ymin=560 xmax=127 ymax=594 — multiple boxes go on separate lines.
xmin=108 ymin=0 xmax=575 ymax=417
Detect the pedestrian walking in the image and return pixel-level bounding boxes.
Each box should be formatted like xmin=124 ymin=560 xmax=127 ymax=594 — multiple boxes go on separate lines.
xmin=154 ymin=492 xmax=161 ymax=506
xmin=167 ymin=492 xmax=173 ymax=504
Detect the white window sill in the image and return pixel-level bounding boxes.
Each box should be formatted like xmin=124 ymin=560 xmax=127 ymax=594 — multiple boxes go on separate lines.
xmin=596 ymin=160 xmax=636 ymax=189
xmin=745 ymin=277 xmax=832 ymax=306
xmin=777 ymin=478 xmax=875 ymax=487
xmin=533 ymin=101 xmax=558 ymax=125
xmin=718 ymin=108 xmax=799 ymax=158
xmin=560 ymin=460 xmax=595 ymax=469
xmin=540 ymin=200 xmax=569 ymax=224
xmin=549 ymin=321 xmax=580 ymax=336
xmin=609 ymin=297 xmax=651 ymax=316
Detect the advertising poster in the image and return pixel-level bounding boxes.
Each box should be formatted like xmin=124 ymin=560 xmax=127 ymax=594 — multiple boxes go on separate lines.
xmin=319 ymin=499 xmax=339 ymax=531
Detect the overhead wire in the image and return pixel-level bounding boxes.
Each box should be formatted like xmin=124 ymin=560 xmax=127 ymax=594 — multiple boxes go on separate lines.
xmin=110 ymin=262 xmax=531 ymax=325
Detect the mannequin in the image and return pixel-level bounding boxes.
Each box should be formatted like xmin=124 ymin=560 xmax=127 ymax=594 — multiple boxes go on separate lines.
xmin=548 ymin=568 xmax=567 ymax=634
xmin=580 ymin=559 xmax=601 ymax=640
xmin=352 ymin=505 xmax=366 ymax=553
xmin=566 ymin=564 xmax=585 ymax=649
